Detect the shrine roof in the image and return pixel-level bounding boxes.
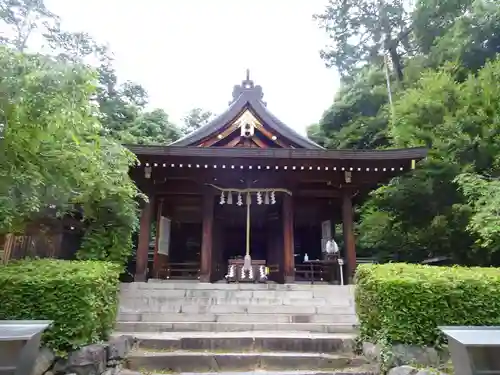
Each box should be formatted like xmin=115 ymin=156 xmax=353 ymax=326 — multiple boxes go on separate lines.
xmin=170 ymin=70 xmax=322 ymax=149
xmin=127 ymin=144 xmax=428 ymax=162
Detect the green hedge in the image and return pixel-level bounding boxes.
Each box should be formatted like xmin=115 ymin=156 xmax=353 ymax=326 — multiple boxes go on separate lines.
xmin=0 ymin=259 xmax=121 ymax=354
xmin=355 ymin=263 xmax=500 ymax=347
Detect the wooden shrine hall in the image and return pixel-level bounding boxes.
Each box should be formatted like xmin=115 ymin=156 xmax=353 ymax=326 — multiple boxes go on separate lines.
xmin=127 ymin=72 xmax=427 ymax=283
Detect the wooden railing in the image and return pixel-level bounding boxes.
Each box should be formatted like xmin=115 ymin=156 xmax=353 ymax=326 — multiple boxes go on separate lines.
xmin=295 ymin=260 xmax=347 ymax=284
xmin=1 ymin=233 xmax=60 ymax=264
xmin=156 ymin=262 xmax=200 ymax=280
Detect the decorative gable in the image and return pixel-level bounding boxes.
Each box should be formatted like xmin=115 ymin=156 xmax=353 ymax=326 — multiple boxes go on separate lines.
xmin=238 ymin=110 xmax=257 ymax=138
xmin=170 ymin=70 xmax=323 ymax=150
xmin=197 ymin=108 xmax=288 ymax=148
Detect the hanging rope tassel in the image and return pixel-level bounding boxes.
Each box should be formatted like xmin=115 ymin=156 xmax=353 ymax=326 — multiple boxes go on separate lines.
xmin=243 ymin=192 xmax=252 ymax=272
xmin=219 ymin=191 xmax=225 ymax=205
xmin=264 ymin=191 xmax=270 ymax=205
xmin=227 ymin=191 xmax=233 ymax=204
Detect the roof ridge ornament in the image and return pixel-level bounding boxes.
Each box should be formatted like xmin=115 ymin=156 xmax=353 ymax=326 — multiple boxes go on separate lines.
xmin=243 ymin=69 xmax=254 ymax=89
xmin=230 ymin=69 xmax=266 ymax=106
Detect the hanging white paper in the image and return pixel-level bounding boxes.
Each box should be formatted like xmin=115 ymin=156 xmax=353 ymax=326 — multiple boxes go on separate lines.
xmin=158 ymin=216 xmax=171 ymax=256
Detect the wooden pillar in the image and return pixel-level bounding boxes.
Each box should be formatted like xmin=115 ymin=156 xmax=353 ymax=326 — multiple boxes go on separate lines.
xmin=1 ymin=234 xmax=14 ymax=264
xmin=135 ymin=195 xmax=155 ymax=282
xmin=341 ymin=190 xmax=356 ymax=281
xmin=200 ymin=189 xmax=214 ymax=282
xmin=283 ymin=194 xmax=295 ymax=283
xmin=152 ymin=198 xmax=164 ymax=278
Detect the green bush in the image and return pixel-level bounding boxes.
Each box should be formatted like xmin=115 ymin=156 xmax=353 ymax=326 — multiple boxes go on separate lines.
xmin=355 ymin=263 xmax=500 ymax=347
xmin=0 ymin=259 xmax=121 ymax=354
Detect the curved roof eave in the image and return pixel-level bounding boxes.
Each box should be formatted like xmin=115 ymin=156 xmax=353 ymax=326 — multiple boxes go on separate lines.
xmin=170 ymin=93 xmax=323 ymax=149
xmin=169 ymin=93 xmax=248 ymax=147
xmin=247 ymin=97 xmax=324 ymax=150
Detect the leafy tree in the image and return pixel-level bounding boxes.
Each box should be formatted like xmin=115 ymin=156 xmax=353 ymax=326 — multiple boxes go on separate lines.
xmin=0 ymin=0 xmax=58 ymax=52
xmin=307 ymin=67 xmax=391 ymax=150
xmin=427 ymin=0 xmax=500 ymax=74
xmin=412 ymin=0 xmax=476 ymax=55
xmin=0 ymin=0 xmax=181 ymax=147
xmin=181 ymin=107 xmax=214 ymax=135
xmin=358 ymin=59 xmax=500 ymax=264
xmin=0 ymin=47 xmax=140 ymax=264
xmin=129 ymin=109 xmax=181 ymax=145
xmin=456 ymin=174 xmax=500 ymax=257
xmin=306 ymin=123 xmax=327 ymax=147
xmin=314 ymin=0 xmax=500 ymax=265
xmin=95 ymin=62 xmax=182 ymax=145
xmin=315 ymin=0 xmax=414 ymax=81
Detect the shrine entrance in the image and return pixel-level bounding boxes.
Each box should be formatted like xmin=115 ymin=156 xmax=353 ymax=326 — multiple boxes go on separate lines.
xmin=211 ymin=186 xmax=287 ymax=283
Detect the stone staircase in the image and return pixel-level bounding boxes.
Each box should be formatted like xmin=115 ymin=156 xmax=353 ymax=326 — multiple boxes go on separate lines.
xmin=117 ymin=281 xmax=358 ymax=333
xmin=115 ymin=281 xmax=374 ymax=374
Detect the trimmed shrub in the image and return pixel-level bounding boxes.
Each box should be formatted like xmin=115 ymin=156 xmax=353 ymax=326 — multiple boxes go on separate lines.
xmin=0 ymin=259 xmax=121 ymax=354
xmin=355 ymin=263 xmax=500 ymax=347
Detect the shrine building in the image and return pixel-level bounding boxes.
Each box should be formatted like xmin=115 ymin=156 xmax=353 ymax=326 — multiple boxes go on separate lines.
xmin=127 ymin=72 xmax=427 ymax=284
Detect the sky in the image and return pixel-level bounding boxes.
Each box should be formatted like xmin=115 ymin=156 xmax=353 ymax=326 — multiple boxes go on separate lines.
xmin=45 ymin=0 xmax=340 ymax=134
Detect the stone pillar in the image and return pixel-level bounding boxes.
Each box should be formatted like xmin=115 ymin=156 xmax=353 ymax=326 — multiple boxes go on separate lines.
xmin=135 ymin=195 xmax=155 ymax=282
xmin=341 ymin=190 xmax=356 ymax=282
xmin=200 ymin=189 xmax=214 ymax=282
xmin=282 ymin=194 xmax=295 ymax=283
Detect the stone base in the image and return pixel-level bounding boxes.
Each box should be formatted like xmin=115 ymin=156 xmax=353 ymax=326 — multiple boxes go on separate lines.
xmin=284 ymin=275 xmax=295 ymax=283
xmin=37 ymin=336 xmax=133 ymax=375
xmin=363 ymin=341 xmax=450 ymax=369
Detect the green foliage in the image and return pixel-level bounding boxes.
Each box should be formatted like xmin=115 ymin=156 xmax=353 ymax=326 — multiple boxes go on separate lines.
xmin=0 ymin=0 xmax=175 ymax=262
xmin=355 ymin=263 xmax=500 ymax=346
xmin=0 ymin=47 xmax=141 ymax=263
xmin=314 ymin=0 xmax=412 ymax=80
xmin=0 ymin=0 xmax=59 ymax=52
xmin=455 ymin=173 xmax=500 ymax=254
xmin=314 ymin=0 xmax=500 ymax=265
xmin=0 ymin=259 xmax=121 ymax=354
xmin=96 ymin=63 xmax=182 ymax=145
xmin=308 ymin=67 xmax=391 ymax=150
xmin=426 ymin=0 xmax=500 ymax=74
xmin=181 ymin=107 xmax=214 ymax=135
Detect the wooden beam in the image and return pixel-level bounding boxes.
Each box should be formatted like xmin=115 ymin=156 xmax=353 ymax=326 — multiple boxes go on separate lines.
xmin=200 ymin=188 xmax=215 ymax=282
xmin=341 ymin=190 xmax=356 ymax=282
xmin=202 ymin=117 xmax=241 ymax=147
xmin=250 ymin=135 xmax=269 ymax=148
xmin=296 ymin=189 xmax=342 ymax=198
xmin=254 ymin=122 xmax=288 ymax=148
xmin=224 ymin=136 xmax=242 ymax=148
xmin=135 ymin=195 xmax=155 ymax=281
xmin=140 ymin=166 xmax=400 ymax=187
xmin=282 ymin=194 xmax=295 ymax=283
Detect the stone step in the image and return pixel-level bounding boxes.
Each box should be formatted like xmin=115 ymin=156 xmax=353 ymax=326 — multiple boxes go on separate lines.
xmin=120 ymin=290 xmax=353 ymax=301
xmin=115 ymin=321 xmax=358 ymax=333
xmin=125 ymin=350 xmax=368 ymax=372
xmin=122 ymin=282 xmax=355 ymax=292
xmin=119 ymin=300 xmax=355 ymax=313
xmin=120 ymin=283 xmax=354 ymax=300
xmin=121 ymin=370 xmax=378 ymax=375
xmin=118 ymin=312 xmax=357 ymax=324
xmin=114 ymin=331 xmax=356 ymax=353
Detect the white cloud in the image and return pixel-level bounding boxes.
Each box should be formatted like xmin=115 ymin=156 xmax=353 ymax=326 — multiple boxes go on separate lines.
xmin=45 ymin=0 xmax=340 ymax=134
